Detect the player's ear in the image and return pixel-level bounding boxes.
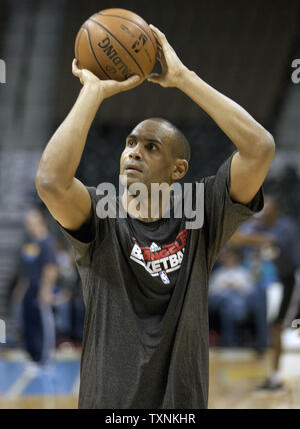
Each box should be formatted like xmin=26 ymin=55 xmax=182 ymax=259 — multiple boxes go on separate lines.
xmin=171 ymin=159 xmax=188 ymax=181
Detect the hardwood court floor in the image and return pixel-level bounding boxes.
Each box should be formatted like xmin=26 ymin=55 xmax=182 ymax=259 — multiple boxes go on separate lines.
xmin=209 ymin=348 xmax=300 ymax=409
xmin=0 ymin=346 xmax=299 ymax=409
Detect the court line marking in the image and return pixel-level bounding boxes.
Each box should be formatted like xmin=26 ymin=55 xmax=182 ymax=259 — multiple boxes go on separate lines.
xmin=71 ymin=372 xmax=80 ymax=396
xmin=6 ymin=369 xmax=37 ymax=398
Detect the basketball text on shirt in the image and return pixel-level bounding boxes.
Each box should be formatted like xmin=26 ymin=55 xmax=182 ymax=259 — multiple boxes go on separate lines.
xmin=130 ymin=229 xmax=188 ymax=281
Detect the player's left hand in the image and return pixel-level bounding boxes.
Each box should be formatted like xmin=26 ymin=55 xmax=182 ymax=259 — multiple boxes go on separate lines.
xmin=147 ymin=25 xmax=188 ymax=88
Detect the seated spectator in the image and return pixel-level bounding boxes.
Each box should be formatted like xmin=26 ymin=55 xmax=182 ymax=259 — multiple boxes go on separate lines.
xmin=209 ymin=246 xmax=254 ymax=347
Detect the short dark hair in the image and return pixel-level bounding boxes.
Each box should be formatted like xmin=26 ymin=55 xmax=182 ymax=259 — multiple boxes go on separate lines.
xmin=148 ymin=118 xmax=191 ymax=162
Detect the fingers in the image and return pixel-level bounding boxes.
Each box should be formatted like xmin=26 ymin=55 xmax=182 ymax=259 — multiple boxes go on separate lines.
xmin=104 ymin=74 xmax=142 ymax=97
xmin=72 ymin=59 xmax=142 ymax=95
xmin=72 ymin=58 xmax=81 ymax=77
xmin=72 ymin=59 xmax=85 ymax=86
xmin=157 ymin=50 xmax=167 ymax=70
xmin=150 ymin=25 xmax=172 ymax=68
xmin=156 ymin=45 xmax=164 ymax=62
xmin=116 ymin=74 xmax=142 ymax=91
xmin=147 ymin=73 xmax=161 ymax=83
xmin=149 ymin=24 xmax=167 ymax=44
xmin=126 ymin=74 xmax=141 ymax=85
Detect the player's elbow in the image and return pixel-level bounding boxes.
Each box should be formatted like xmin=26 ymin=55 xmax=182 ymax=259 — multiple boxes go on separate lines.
xmin=35 ymin=171 xmax=61 ymax=198
xmin=259 ymin=131 xmax=275 ymax=161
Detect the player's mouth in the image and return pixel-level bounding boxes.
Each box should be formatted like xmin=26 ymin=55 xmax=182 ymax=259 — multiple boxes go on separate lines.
xmin=125 ymin=164 xmax=143 ymax=174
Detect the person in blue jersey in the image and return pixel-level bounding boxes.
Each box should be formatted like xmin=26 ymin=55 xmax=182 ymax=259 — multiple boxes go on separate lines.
xmin=15 ymin=208 xmax=58 ymax=371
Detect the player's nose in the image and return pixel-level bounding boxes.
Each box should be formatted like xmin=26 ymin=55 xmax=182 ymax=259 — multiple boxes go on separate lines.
xmin=129 ymin=144 xmax=143 ymax=161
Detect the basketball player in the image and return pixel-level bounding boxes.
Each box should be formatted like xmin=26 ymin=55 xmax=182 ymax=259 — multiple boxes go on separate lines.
xmin=35 ymin=25 xmax=275 ymax=408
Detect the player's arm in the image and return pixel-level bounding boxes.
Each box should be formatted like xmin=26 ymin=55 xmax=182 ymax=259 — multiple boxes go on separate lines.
xmin=35 ymin=60 xmax=141 ymax=232
xmin=38 ymin=264 xmax=58 ymax=305
xmin=230 ymin=230 xmax=276 ymax=247
xmin=148 ymin=26 xmax=275 ymax=205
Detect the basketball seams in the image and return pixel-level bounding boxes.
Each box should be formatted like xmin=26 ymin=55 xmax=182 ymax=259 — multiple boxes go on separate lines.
xmin=97 ymin=12 xmax=156 ymax=55
xmin=82 ymin=26 xmax=112 ymax=80
xmin=88 ymin=17 xmax=145 ymax=78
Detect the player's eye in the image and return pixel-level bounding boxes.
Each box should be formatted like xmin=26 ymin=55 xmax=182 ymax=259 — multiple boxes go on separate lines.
xmin=148 ymin=143 xmax=157 ymax=151
xmin=127 ymin=139 xmax=136 ymax=147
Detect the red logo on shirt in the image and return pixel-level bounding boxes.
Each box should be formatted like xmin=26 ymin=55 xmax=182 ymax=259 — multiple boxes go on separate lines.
xmin=130 ymin=229 xmax=188 ymax=280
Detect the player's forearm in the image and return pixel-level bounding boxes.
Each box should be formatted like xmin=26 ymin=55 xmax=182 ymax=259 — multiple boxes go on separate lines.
xmin=230 ymin=231 xmax=275 ymax=247
xmin=36 ymin=83 xmax=103 ymax=192
xmin=39 ymin=265 xmax=58 ymax=300
xmin=176 ymin=69 xmax=274 ymax=157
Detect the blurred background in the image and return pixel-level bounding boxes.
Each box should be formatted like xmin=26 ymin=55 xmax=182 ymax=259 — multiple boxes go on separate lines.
xmin=0 ymin=0 xmax=300 ymax=409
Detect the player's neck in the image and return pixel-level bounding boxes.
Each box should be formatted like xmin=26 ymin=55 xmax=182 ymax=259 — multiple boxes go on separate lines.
xmin=121 ymin=189 xmax=172 ymax=222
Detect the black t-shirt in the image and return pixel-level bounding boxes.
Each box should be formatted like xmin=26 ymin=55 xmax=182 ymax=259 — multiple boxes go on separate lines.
xmin=58 ymin=152 xmax=264 ymax=409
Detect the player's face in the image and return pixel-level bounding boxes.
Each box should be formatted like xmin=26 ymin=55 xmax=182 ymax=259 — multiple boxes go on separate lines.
xmin=120 ymin=120 xmax=175 ymax=189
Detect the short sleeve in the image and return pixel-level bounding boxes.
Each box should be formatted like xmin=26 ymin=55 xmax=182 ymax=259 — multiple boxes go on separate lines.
xmin=57 ymin=186 xmax=100 ymax=264
xmin=204 ymin=152 xmax=264 ymax=273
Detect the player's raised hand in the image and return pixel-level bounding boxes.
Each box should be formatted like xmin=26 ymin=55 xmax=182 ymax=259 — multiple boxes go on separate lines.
xmin=147 ymin=25 xmax=188 ymax=88
xmin=72 ymin=59 xmax=142 ymax=100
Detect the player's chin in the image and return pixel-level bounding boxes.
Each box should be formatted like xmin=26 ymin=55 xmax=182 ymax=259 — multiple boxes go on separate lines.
xmin=124 ymin=173 xmax=146 ymax=187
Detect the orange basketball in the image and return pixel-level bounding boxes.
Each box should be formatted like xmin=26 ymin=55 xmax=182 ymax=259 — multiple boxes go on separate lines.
xmin=74 ymin=8 xmax=157 ymax=81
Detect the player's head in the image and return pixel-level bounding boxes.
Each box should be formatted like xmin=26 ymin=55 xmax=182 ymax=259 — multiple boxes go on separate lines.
xmin=25 ymin=208 xmax=47 ymax=238
xmin=120 ymin=118 xmax=190 ymax=189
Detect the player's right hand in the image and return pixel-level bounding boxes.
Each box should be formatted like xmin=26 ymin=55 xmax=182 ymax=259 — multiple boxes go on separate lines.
xmin=72 ymin=59 xmax=142 ymax=100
